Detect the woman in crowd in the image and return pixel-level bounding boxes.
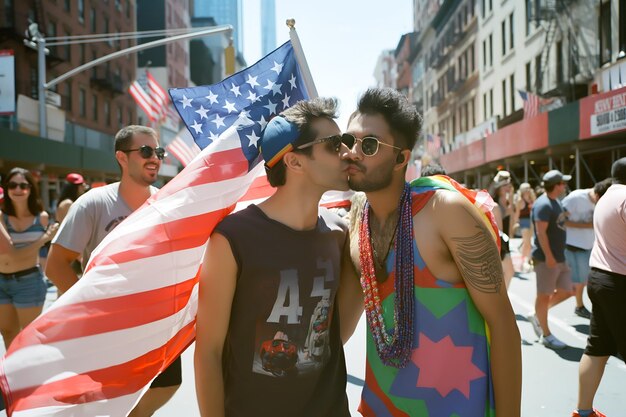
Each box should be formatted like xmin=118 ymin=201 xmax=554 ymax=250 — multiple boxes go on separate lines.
xmin=0 ymin=168 xmax=57 ymax=349
xmin=514 ymin=182 xmax=536 ymax=272
xmin=55 ymin=173 xmax=87 ymax=223
xmin=490 ymin=170 xmax=515 ymax=289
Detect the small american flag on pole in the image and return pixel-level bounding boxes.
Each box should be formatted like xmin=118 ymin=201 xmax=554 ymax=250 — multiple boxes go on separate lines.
xmin=518 ymin=90 xmax=540 ymax=119
xmin=0 ymin=40 xmax=312 ymax=417
xmin=129 ymin=70 xmax=168 ymax=122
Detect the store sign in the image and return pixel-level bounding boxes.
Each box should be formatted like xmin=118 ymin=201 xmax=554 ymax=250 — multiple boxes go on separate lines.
xmin=580 ymin=86 xmax=626 ymax=138
xmin=0 ymin=49 xmax=15 ymax=115
xmin=590 ymin=92 xmax=626 ymax=135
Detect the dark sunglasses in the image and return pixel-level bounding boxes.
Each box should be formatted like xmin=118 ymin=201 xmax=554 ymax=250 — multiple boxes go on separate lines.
xmin=341 ymin=133 xmax=401 ymax=156
xmin=121 ymin=145 xmax=167 ymax=160
xmin=296 ymin=134 xmax=343 ymax=153
xmin=7 ymin=181 xmax=31 ymax=190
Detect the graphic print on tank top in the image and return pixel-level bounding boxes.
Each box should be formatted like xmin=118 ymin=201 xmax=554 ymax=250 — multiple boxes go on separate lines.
xmin=252 ymin=257 xmax=336 ymax=378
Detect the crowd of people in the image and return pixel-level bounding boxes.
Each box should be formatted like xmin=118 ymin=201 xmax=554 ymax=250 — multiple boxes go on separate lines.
xmin=0 ymin=87 xmax=624 ymax=417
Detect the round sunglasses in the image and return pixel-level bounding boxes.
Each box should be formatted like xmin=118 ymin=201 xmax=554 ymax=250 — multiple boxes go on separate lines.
xmin=341 ymin=133 xmax=401 ymax=156
xmin=7 ymin=181 xmax=32 ymax=190
xmin=296 ymin=134 xmax=343 ymax=153
xmin=121 ymin=145 xmax=167 ymax=160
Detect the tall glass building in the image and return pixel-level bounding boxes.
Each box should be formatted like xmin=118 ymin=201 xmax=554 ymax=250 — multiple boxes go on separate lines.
xmin=260 ymin=0 xmax=277 ymax=55
xmin=193 ymin=0 xmax=244 ymax=53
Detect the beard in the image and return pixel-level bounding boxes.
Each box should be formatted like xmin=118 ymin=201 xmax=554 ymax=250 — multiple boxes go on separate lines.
xmin=348 ymin=161 xmax=394 ymax=192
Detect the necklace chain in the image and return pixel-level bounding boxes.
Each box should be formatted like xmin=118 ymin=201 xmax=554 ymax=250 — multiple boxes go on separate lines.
xmin=359 ymin=183 xmax=415 ymax=368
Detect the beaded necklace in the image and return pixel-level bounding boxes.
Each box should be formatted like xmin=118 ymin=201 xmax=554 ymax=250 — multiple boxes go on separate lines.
xmin=359 ymin=182 xmax=414 ymax=368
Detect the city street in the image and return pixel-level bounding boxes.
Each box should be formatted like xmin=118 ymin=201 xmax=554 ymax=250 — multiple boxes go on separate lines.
xmin=1 ymin=239 xmax=625 ymax=416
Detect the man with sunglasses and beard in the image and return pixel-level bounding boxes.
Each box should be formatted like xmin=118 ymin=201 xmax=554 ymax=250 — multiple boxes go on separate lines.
xmin=338 ymin=88 xmax=521 ymax=417
xmin=46 ymin=125 xmax=181 ymax=417
xmin=195 ymin=98 xmax=353 ymax=417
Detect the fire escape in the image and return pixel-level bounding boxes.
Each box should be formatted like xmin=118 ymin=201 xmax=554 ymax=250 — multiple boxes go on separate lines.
xmin=531 ymin=0 xmax=596 ymax=101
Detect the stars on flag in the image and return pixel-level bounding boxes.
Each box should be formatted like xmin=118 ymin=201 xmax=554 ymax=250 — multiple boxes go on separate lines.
xmin=180 ymin=95 xmax=193 ymax=109
xmin=169 ymin=41 xmax=309 ymax=161
xmin=205 ymin=90 xmax=218 ymax=105
xmin=223 ymin=100 xmax=237 ymax=113
xmin=271 ymin=61 xmax=283 ymax=74
xmin=289 ymin=74 xmax=297 ymax=90
xmin=195 ymin=105 xmax=209 ymax=119
xmin=230 ymin=83 xmax=241 ymax=97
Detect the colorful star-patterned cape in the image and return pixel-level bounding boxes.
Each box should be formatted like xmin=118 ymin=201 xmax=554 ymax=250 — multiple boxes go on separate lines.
xmin=359 ymin=175 xmax=498 ymax=417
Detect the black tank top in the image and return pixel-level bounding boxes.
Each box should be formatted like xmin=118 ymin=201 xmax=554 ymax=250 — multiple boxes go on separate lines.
xmin=214 ymin=205 xmax=350 ymax=417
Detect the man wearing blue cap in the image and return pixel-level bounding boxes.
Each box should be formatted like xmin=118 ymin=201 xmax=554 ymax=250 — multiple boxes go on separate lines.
xmin=528 ymin=169 xmax=574 ymax=350
xmin=194 ymin=97 xmax=353 ymax=417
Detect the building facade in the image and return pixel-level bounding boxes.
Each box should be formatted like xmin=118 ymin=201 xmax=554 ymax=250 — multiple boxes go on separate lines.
xmin=398 ymin=0 xmax=626 ymax=190
xmin=0 ymin=0 xmax=141 ymax=208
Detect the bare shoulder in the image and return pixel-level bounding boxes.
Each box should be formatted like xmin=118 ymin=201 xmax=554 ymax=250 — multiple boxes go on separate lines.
xmin=40 ymin=210 xmax=50 ymax=227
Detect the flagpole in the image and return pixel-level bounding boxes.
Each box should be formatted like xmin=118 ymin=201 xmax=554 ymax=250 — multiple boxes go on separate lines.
xmin=286 ymin=19 xmax=319 ymax=99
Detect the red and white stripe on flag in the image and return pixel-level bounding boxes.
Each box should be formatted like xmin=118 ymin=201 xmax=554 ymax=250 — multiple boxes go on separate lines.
xmin=147 ymin=72 xmax=168 ymax=120
xmin=0 ymin=127 xmax=260 ymax=417
xmin=129 ymin=81 xmax=159 ymax=121
xmin=166 ymin=129 xmax=201 ymax=167
xmin=129 ymin=71 xmax=169 ymax=123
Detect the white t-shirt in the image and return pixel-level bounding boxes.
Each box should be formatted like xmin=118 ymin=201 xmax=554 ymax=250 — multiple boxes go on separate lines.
xmin=562 ymin=188 xmax=595 ymax=250
xmin=53 ymin=182 xmax=158 ymax=270
xmin=590 ymin=184 xmax=626 ymax=276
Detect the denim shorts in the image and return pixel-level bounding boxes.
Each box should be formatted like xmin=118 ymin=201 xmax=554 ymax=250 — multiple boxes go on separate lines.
xmin=564 ymin=248 xmax=591 ymax=284
xmin=519 ymin=217 xmax=531 ymax=230
xmin=0 ymin=268 xmax=47 ymax=308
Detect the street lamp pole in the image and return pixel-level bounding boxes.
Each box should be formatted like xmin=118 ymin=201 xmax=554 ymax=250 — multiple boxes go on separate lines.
xmin=32 ymin=25 xmax=233 ymax=138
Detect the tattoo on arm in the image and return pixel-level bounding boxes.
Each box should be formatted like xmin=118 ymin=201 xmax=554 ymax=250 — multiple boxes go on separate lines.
xmin=451 ymin=223 xmax=503 ymax=293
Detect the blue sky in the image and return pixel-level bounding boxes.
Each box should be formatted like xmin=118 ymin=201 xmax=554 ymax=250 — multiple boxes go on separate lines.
xmin=243 ymin=0 xmax=413 ymax=127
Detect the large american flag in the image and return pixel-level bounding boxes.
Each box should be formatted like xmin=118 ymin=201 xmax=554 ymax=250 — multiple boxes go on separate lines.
xmin=0 ymin=41 xmax=311 ymax=417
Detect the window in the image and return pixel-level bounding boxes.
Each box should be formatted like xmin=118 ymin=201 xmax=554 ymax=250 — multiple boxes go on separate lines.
xmin=30 ymin=68 xmax=38 ymax=98
xmin=510 ymin=74 xmax=515 ymax=112
xmin=65 ymin=82 xmax=72 ymax=111
xmin=126 ymin=0 xmax=131 ymax=18
xmin=92 ymin=94 xmax=98 ymax=121
xmin=482 ymin=40 xmax=487 ymax=69
xmin=483 ymin=93 xmax=488 ymax=120
xmin=535 ymin=54 xmax=542 ymax=92
xmin=64 ymin=0 xmax=71 ymax=12
xmin=104 ymin=100 xmax=111 ymax=126
xmin=599 ymin=1 xmax=612 ymax=65
xmin=90 ymin=8 xmax=96 ymax=32
xmin=469 ymin=44 xmax=475 ymax=73
xmin=64 ymin=29 xmax=71 ymax=60
xmin=501 ymin=20 xmax=506 ymax=56
xmin=79 ymin=88 xmax=86 ymax=117
xmin=104 ymin=18 xmax=111 ymax=46
xmin=556 ymin=41 xmax=564 ymax=85
xmin=489 ymin=89 xmax=494 ymax=117
xmin=78 ymin=0 xmax=85 ymax=23
xmin=489 ymin=34 xmax=493 ymax=67
xmin=47 ymin=20 xmax=57 ymax=56
xmin=526 ymin=62 xmax=531 ymax=91
xmin=502 ymin=79 xmax=507 ymax=116
xmin=117 ymin=106 xmax=123 ymax=128
xmin=115 ymin=0 xmax=121 ymax=11
xmin=91 ymin=50 xmax=97 ymax=78
xmin=509 ymin=13 xmax=514 ymax=49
